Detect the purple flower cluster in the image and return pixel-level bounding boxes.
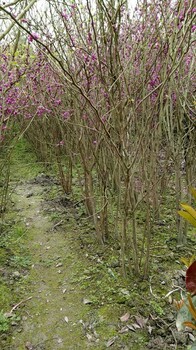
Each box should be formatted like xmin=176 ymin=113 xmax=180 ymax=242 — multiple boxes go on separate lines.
xmin=28 ymin=32 xmax=39 ymax=43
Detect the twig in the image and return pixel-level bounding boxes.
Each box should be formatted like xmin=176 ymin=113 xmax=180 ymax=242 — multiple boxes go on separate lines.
xmin=170 ymin=327 xmax=178 ymax=350
xmin=164 ymin=288 xmax=181 ymax=299
xmin=172 ymin=284 xmax=185 ymax=299
xmin=51 ymin=220 xmax=63 ymax=231
xmin=34 ymin=336 xmax=60 ymax=349
xmin=9 ymin=296 xmax=32 ymax=314
xmin=149 ymin=276 xmax=160 ymax=299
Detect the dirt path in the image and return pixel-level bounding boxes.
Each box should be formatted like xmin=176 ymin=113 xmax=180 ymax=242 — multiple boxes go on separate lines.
xmin=9 ymin=180 xmax=91 ymax=350
xmin=1 ymin=176 xmax=190 ymax=350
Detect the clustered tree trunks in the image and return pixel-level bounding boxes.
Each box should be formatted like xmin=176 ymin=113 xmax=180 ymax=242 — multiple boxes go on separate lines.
xmin=0 ymin=0 xmax=195 ymax=277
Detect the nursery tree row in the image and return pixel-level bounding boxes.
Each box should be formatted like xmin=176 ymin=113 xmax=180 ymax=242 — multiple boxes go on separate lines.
xmin=0 ymin=0 xmax=195 ymax=277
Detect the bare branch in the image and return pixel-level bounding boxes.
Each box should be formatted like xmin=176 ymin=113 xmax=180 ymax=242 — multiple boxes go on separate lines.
xmin=0 ymin=0 xmax=38 ymax=41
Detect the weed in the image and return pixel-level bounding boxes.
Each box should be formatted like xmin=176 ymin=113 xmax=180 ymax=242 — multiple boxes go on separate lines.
xmin=9 ymin=255 xmax=31 ymax=268
xmin=0 ymin=312 xmax=9 ymax=333
xmin=150 ymin=300 xmax=165 ymax=316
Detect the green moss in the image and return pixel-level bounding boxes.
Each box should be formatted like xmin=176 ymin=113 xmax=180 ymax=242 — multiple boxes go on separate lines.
xmin=0 ymin=248 xmax=8 ymax=265
xmin=98 ymin=304 xmax=122 ymax=321
xmin=10 ymin=138 xmax=44 ymax=181
xmin=0 ymin=284 xmax=13 ymax=310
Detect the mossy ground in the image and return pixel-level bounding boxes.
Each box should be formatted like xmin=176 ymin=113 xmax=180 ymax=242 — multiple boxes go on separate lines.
xmin=0 ymin=138 xmax=195 ymax=349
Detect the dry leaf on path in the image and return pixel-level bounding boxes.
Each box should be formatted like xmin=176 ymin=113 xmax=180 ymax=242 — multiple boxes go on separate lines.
xmin=127 ymin=324 xmax=136 ymax=331
xmin=147 ymin=325 xmax=153 ymax=334
xmin=106 ymin=336 xmax=118 ymax=347
xmin=135 ymin=315 xmax=148 ymax=328
xmin=86 ymin=333 xmax=93 ymax=341
xmin=25 ymin=342 xmax=34 ymax=350
xmin=131 ymin=323 xmax=141 ymax=329
xmin=119 ymin=326 xmax=129 ymax=334
xmin=83 ymin=298 xmax=93 ymax=304
xmin=120 ymin=312 xmax=130 ymax=322
xmin=57 ymin=338 xmax=63 ymax=344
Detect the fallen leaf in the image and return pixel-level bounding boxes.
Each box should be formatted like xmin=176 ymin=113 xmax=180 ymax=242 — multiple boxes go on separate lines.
xmin=25 ymin=342 xmax=34 ymax=350
xmin=4 ymin=312 xmax=12 ymax=318
xmin=64 ymin=316 xmax=69 ymax=323
xmin=135 ymin=315 xmax=148 ymax=328
xmin=147 ymin=325 xmax=153 ymax=334
xmin=127 ymin=324 xmax=136 ymax=331
xmin=120 ymin=289 xmax=130 ymax=296
xmin=176 ymin=306 xmax=190 ymax=331
xmin=188 ymin=333 xmax=195 ymax=341
xmin=120 ymin=312 xmax=130 ymax=322
xmin=106 ymin=336 xmax=117 ymax=347
xmin=131 ymin=323 xmax=141 ymax=329
xmin=57 ymin=338 xmax=63 ymax=344
xmin=83 ymin=298 xmax=93 ymax=305
xmin=79 ymin=319 xmax=85 ymax=326
xmin=86 ymin=333 xmax=93 ymax=341
xmin=119 ymin=326 xmax=129 ymax=334
xmin=56 ymin=262 xmax=63 ymax=268
xmin=186 ymin=261 xmax=196 ymax=294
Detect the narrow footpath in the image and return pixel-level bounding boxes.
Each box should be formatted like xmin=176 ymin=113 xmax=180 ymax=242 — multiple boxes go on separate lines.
xmin=9 ymin=179 xmax=92 ymax=350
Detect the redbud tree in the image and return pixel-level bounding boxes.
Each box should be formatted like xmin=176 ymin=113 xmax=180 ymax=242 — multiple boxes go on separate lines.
xmin=0 ymin=0 xmax=195 ymax=276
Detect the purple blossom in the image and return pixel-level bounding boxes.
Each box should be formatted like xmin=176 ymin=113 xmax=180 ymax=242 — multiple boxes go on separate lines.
xmin=149 ymin=78 xmax=158 ymax=88
xmin=87 ymin=32 xmax=92 ymax=44
xmin=63 ymin=111 xmax=71 ymax=119
xmin=91 ymin=53 xmax=97 ymax=61
xmin=1 ymin=54 xmax=7 ymax=61
xmin=28 ymin=32 xmax=39 ymax=43
xmin=171 ymin=92 xmax=177 ymax=103
xmin=6 ymin=97 xmax=15 ymax=104
xmin=61 ymin=11 xmax=68 ymax=20
xmin=84 ymin=55 xmax=90 ymax=63
xmin=37 ymin=105 xmax=51 ymax=116
xmin=192 ymin=25 xmax=196 ymax=32
xmin=21 ymin=18 xmax=28 ymax=23
xmin=25 ymin=114 xmax=32 ymax=119
xmin=56 ymin=140 xmax=64 ymax=146
xmin=54 ymin=99 xmax=61 ymax=106
xmin=178 ymin=11 xmax=184 ymax=22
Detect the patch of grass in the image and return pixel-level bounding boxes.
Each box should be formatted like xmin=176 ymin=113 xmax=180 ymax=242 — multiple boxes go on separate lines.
xmin=0 ymin=247 xmax=9 ymax=265
xmin=0 ymin=220 xmax=32 ymax=333
xmin=0 ymin=311 xmax=21 ymax=336
xmin=9 ymin=255 xmax=31 ymax=269
xmin=0 ymin=223 xmax=27 ymax=256
xmin=0 ymin=284 xmax=13 ymax=310
xmin=0 ymin=312 xmax=9 ymax=333
xmin=10 ymin=138 xmax=45 ymax=181
xmin=149 ymin=300 xmax=165 ymax=316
